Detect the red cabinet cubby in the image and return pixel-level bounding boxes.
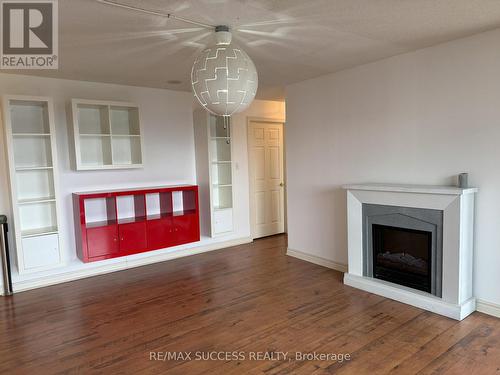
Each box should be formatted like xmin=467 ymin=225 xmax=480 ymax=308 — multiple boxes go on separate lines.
xmin=73 ymin=185 xmax=200 ymax=263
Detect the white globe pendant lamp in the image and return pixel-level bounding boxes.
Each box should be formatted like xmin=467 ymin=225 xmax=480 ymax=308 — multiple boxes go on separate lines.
xmin=191 ymin=26 xmax=258 ymax=117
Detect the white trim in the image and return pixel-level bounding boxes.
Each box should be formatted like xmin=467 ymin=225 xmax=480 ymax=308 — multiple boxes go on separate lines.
xmin=11 ymin=237 xmax=252 ymax=293
xmin=247 ymin=117 xmax=286 ymax=239
xmin=344 ymin=273 xmax=476 ymax=320
xmin=286 ymin=248 xmax=348 ymax=273
xmin=476 ymin=299 xmax=500 ymax=318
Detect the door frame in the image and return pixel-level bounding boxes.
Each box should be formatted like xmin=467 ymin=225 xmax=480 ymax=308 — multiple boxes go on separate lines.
xmin=246 ymin=116 xmax=286 ymax=240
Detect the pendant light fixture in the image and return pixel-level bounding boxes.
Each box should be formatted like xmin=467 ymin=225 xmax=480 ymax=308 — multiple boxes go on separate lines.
xmin=191 ymin=26 xmax=258 ymax=117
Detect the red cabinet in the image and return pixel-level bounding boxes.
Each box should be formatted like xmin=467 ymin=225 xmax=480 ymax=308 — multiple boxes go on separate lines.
xmin=87 ymin=225 xmax=119 ymax=259
xmin=172 ymin=214 xmax=200 ymax=246
xmin=73 ymin=185 xmax=200 ymax=263
xmin=119 ymin=221 xmax=148 ymax=254
xmin=147 ymin=217 xmax=174 ymax=250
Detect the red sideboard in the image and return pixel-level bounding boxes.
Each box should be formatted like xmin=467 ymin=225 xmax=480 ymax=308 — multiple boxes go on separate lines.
xmin=73 ymin=185 xmax=200 ymax=263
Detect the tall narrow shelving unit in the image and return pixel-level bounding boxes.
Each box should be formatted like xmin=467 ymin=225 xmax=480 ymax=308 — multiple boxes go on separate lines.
xmin=194 ymin=110 xmax=234 ymax=237
xmin=72 ymin=99 xmax=143 ymax=170
xmin=1 ymin=95 xmax=63 ymax=273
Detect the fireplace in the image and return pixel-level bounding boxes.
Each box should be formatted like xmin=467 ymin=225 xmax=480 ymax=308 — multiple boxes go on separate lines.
xmin=363 ymin=204 xmax=443 ymax=297
xmin=372 ymin=224 xmax=432 ymax=293
xmin=344 ymin=183 xmax=477 ymax=320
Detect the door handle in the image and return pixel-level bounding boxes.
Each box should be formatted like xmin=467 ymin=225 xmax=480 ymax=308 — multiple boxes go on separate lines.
xmin=280 ymin=182 xmax=285 ymax=187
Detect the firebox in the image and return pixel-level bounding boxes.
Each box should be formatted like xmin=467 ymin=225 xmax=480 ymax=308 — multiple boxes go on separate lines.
xmin=372 ymin=224 xmax=432 ymax=293
xmin=362 ymin=204 xmax=443 ymax=297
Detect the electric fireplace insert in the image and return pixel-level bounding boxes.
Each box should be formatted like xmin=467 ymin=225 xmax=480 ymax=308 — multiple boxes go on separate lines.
xmin=372 ymin=224 xmax=432 ymax=293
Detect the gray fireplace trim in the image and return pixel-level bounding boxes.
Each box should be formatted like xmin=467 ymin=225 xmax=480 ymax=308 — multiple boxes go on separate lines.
xmin=362 ymin=204 xmax=443 ymax=297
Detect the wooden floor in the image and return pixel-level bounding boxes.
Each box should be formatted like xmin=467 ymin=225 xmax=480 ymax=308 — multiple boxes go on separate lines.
xmin=1 ymin=235 xmax=499 ymax=374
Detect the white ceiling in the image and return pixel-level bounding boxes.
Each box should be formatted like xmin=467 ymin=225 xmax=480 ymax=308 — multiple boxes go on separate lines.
xmin=7 ymin=0 xmax=500 ymax=100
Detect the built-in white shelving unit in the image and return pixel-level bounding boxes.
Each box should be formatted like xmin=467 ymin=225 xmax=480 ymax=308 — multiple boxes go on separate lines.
xmin=1 ymin=95 xmax=63 ymax=273
xmin=194 ymin=110 xmax=234 ymax=237
xmin=72 ymin=99 xmax=143 ymax=170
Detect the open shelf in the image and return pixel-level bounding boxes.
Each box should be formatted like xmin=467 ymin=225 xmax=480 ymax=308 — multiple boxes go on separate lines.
xmin=110 ymin=106 xmax=140 ymax=135
xmin=13 ymin=133 xmax=50 ymax=137
xmin=21 ymin=226 xmax=58 ymax=238
xmin=117 ymin=216 xmax=146 ymax=225
xmin=77 ymin=104 xmax=110 ymax=135
xmin=213 ymin=205 xmax=233 ymax=211
xmin=79 ymin=135 xmax=113 ymax=167
xmin=111 ymin=136 xmax=142 ymax=165
xmin=210 ymin=138 xmax=231 ymax=162
xmin=84 ymin=197 xmax=117 ymax=225
xmin=73 ymin=99 xmax=143 ymax=170
xmin=80 ymin=134 xmax=111 ymax=137
xmin=16 ymin=169 xmax=55 ymax=201
xmin=173 ymin=209 xmax=197 ymax=216
xmin=147 ymin=212 xmax=172 ymax=221
xmin=209 ymin=115 xmax=230 ymax=138
xmin=13 ymin=135 xmax=53 ymax=168
xmin=19 ymin=200 xmax=58 ymax=234
xmin=213 ymin=181 xmax=233 ymax=210
xmin=116 ymin=195 xmax=146 ymax=224
xmin=86 ymin=219 xmax=117 ymax=229
xmin=10 ymin=100 xmax=50 ymax=134
xmin=211 ymin=162 xmax=232 ymax=185
xmin=18 ymin=197 xmax=56 ymax=205
xmin=146 ymin=191 xmax=173 ymax=218
xmin=16 ymin=166 xmax=53 ymax=171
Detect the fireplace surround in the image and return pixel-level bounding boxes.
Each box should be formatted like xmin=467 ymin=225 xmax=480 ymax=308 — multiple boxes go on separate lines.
xmin=343 ymin=183 xmax=477 ymax=320
xmin=363 ymin=204 xmax=443 ymax=297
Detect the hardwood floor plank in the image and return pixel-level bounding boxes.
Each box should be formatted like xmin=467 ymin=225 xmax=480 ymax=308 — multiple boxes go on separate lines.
xmin=0 ymin=235 xmax=498 ymax=374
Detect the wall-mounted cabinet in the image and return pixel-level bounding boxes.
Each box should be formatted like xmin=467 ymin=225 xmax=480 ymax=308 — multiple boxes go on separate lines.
xmin=73 ymin=185 xmax=200 ymax=263
xmin=72 ymin=99 xmax=143 ymax=170
xmin=194 ymin=110 xmax=234 ymax=237
xmin=1 ymin=96 xmax=63 ymax=273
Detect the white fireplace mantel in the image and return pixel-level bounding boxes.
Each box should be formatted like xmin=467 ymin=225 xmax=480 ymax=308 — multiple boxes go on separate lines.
xmin=343 ymin=183 xmax=477 ymax=320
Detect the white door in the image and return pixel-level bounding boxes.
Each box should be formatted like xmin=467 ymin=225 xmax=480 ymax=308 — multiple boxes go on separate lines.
xmin=248 ymin=121 xmax=285 ymax=238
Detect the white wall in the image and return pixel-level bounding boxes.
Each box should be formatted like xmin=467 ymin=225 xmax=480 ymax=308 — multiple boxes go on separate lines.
xmin=0 ymin=73 xmax=194 ymax=287
xmin=0 ymin=72 xmax=285 ymax=291
xmin=286 ymin=28 xmax=500 ymax=307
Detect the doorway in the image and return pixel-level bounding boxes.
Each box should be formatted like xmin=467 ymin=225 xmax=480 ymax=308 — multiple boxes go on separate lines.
xmin=247 ymin=119 xmax=285 ymax=239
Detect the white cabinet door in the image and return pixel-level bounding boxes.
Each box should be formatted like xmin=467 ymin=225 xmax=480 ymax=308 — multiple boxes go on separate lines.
xmin=213 ymin=209 xmax=233 ymax=234
xmin=22 ymin=234 xmax=60 ymax=270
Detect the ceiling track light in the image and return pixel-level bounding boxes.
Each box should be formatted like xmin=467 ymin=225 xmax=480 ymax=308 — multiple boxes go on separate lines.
xmin=95 ymin=0 xmax=259 ymax=116
xmin=95 ymin=0 xmax=214 ymax=29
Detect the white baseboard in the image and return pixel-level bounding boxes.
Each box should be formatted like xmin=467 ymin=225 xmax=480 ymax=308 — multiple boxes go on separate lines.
xmin=476 ymin=299 xmax=500 ymax=318
xmin=344 ymin=273 xmax=475 ymax=321
xmin=286 ymin=248 xmax=348 ymax=273
xmin=10 ymin=237 xmax=252 ymax=294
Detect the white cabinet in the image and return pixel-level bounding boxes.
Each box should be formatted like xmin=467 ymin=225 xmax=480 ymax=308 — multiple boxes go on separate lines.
xmin=213 ymin=209 xmax=233 ymax=234
xmin=22 ymin=234 xmax=60 ymax=270
xmin=1 ymin=95 xmax=63 ymax=273
xmin=194 ymin=110 xmax=234 ymax=237
xmin=72 ymin=99 xmax=143 ymax=170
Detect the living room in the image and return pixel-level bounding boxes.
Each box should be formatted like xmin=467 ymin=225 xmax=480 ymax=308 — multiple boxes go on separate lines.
xmin=0 ymin=1 xmax=499 ymax=374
